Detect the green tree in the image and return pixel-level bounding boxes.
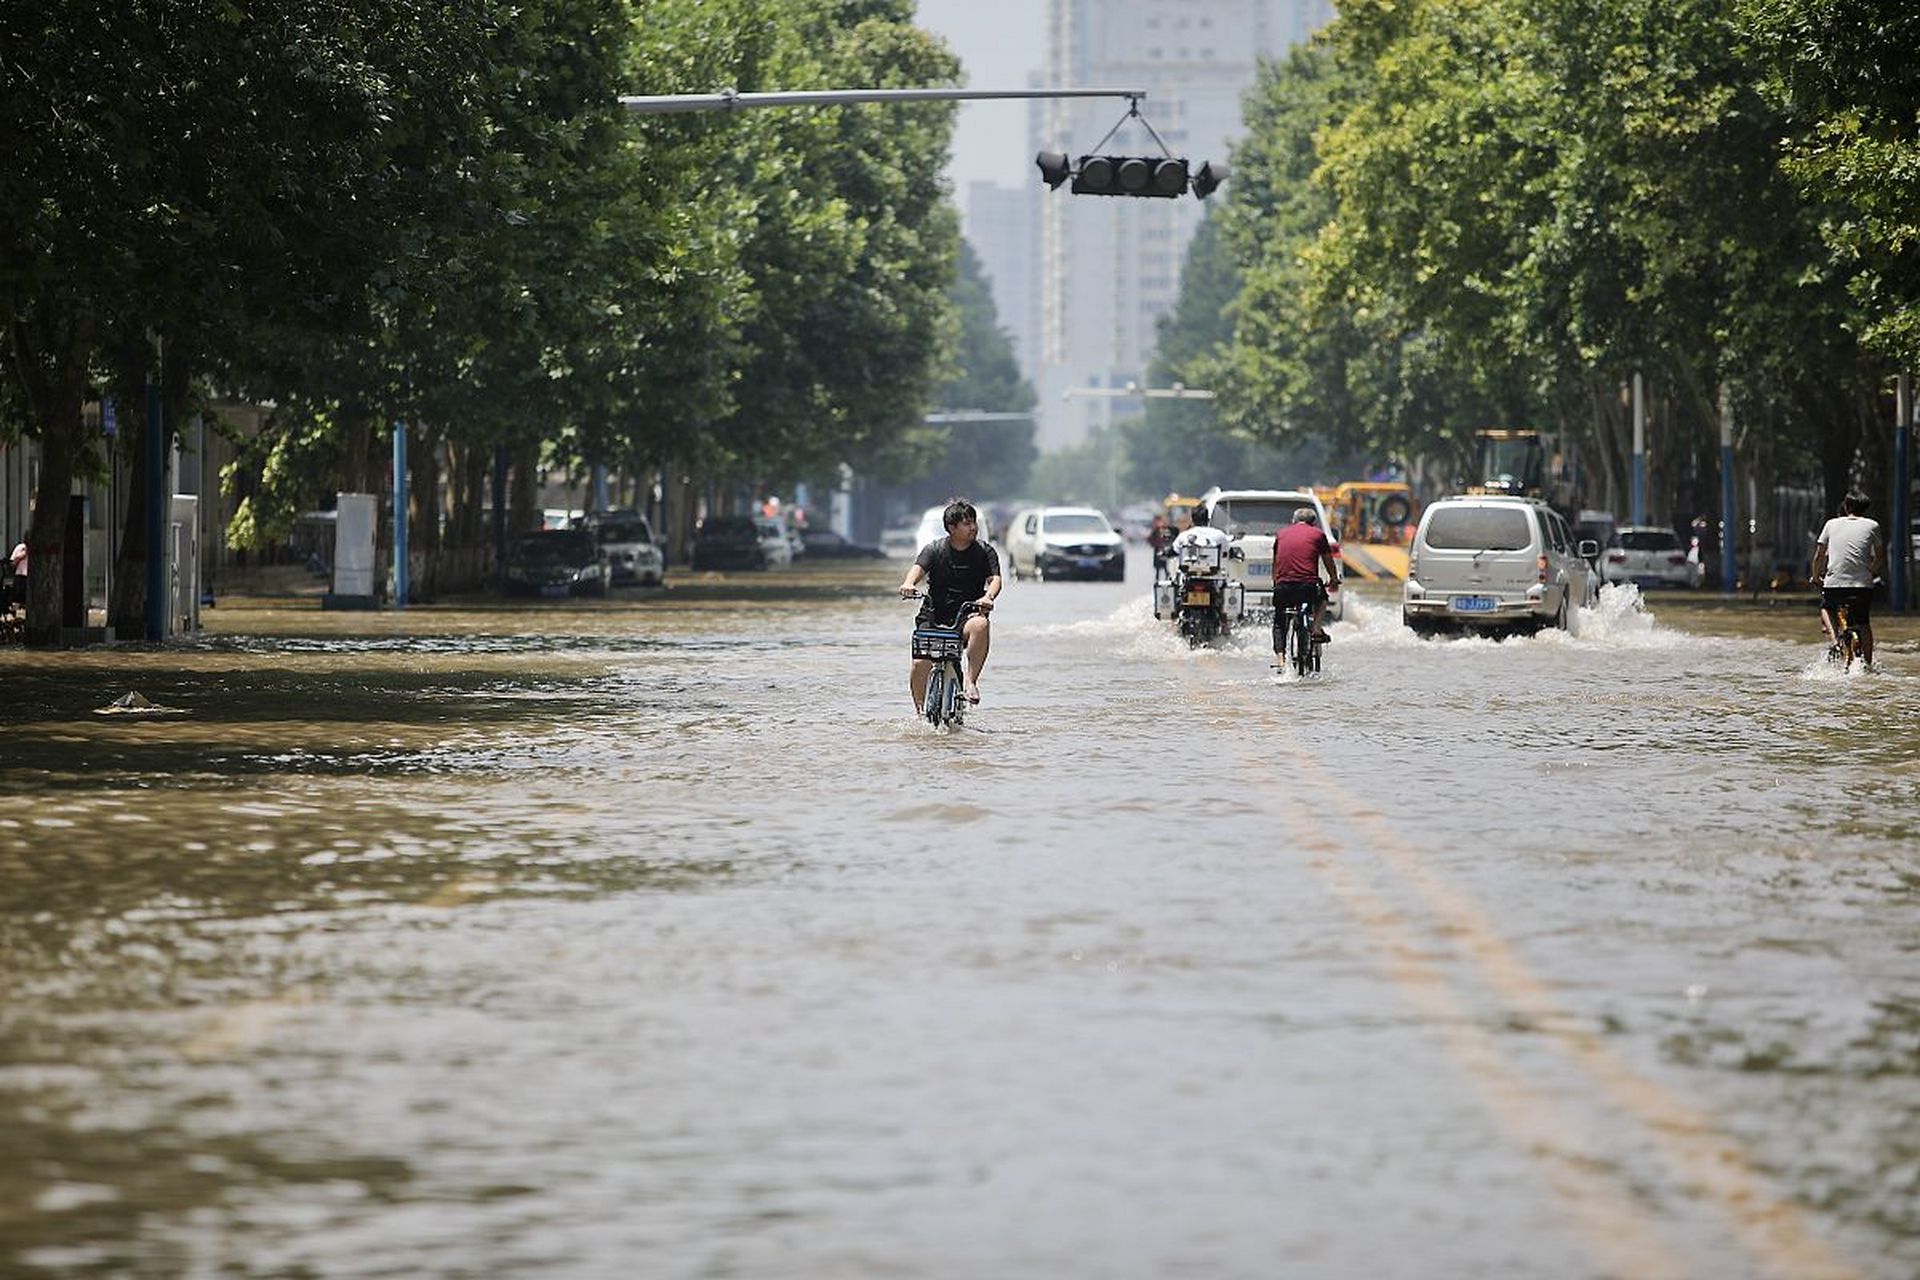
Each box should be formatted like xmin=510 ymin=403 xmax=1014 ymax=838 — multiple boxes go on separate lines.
xmin=1742 ymin=0 xmax=1920 ymax=371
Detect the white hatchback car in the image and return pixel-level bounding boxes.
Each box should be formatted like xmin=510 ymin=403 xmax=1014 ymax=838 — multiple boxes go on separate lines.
xmin=1199 ymin=487 xmax=1344 ymax=621
xmin=1601 ymin=525 xmax=1697 ymax=589
xmin=1004 ymin=506 xmax=1125 ymax=581
xmin=1401 ymin=496 xmax=1598 ymax=635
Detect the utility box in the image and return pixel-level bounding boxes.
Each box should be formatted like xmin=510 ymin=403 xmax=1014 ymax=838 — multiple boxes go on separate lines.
xmin=169 ymin=494 xmax=200 ymax=635
xmin=324 ymin=492 xmax=379 ymax=610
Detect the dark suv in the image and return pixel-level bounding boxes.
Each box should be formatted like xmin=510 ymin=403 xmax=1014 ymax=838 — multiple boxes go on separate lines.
xmin=691 ymin=515 xmax=768 ymax=571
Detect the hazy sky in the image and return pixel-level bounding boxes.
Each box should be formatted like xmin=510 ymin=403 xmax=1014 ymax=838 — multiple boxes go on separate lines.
xmin=914 ymin=0 xmax=1047 ymax=193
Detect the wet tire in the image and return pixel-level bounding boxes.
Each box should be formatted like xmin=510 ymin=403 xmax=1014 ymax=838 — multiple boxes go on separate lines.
xmin=923 ymin=668 xmax=945 ymax=726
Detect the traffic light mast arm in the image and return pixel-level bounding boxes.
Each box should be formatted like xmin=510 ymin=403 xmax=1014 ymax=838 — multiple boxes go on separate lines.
xmin=619 ymin=87 xmax=1148 ymax=114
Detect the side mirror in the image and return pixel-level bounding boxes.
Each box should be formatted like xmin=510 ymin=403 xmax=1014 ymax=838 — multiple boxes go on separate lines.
xmin=1577 ymin=539 xmax=1599 ymax=559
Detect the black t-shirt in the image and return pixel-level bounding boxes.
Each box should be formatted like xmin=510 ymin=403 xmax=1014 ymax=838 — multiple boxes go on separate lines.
xmin=914 ymin=537 xmax=1000 ymax=625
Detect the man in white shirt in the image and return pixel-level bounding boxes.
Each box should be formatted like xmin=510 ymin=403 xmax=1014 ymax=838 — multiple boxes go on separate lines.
xmin=1810 ymin=490 xmax=1886 ymax=668
xmin=1169 ymin=501 xmax=1233 ymax=566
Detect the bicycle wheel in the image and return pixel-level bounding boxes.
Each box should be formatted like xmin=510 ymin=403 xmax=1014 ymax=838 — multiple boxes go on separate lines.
xmin=946 ymin=660 xmax=966 ymax=727
xmin=1291 ymin=607 xmax=1313 ymax=678
xmin=923 ymin=667 xmax=946 ymax=726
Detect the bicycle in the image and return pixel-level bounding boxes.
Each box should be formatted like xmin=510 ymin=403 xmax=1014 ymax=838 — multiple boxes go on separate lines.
xmin=903 ymin=592 xmax=979 ymax=729
xmin=1827 ymin=602 xmax=1862 ymax=672
xmin=1273 ymin=582 xmax=1329 ymax=678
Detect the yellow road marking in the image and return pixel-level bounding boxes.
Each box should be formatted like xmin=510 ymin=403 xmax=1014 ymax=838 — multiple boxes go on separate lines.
xmin=1303 ymin=767 xmax=1858 ymax=1280
xmin=1291 ymin=818 xmax=1691 ymax=1277
xmin=1176 ymin=651 xmax=1858 ymax=1279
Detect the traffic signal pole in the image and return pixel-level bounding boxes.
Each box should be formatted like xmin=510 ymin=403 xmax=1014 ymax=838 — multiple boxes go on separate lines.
xmin=620 ymin=87 xmax=1147 ymax=115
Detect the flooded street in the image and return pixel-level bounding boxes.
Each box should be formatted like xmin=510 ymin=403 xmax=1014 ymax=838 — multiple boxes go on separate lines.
xmin=3 ymin=548 xmax=1916 ymax=1279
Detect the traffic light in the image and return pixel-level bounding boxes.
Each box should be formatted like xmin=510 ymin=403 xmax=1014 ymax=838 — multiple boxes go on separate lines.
xmin=1034 ymin=151 xmax=1228 ymax=199
xmin=1190 ymin=159 xmax=1230 ymax=200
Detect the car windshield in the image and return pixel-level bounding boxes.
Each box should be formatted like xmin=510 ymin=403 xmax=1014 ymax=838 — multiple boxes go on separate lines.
xmin=595 ymin=521 xmax=650 ymax=544
xmin=1423 ymin=507 xmax=1533 ymax=551
xmin=1042 ymin=513 xmax=1112 ymax=536
xmin=1617 ymin=530 xmax=1680 ymax=551
xmin=512 ymin=532 xmax=594 ymax=562
xmin=1210 ymin=498 xmax=1308 ymax=535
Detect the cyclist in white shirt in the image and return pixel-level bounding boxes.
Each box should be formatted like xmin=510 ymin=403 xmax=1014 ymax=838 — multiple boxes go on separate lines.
xmin=1810 ymin=490 xmax=1886 ymax=668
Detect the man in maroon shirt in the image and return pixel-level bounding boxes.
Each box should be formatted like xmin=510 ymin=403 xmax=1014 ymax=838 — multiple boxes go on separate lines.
xmin=1270 ymin=508 xmax=1339 ymax=658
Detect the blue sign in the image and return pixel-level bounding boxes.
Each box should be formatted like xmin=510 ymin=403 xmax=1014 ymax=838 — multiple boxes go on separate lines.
xmin=102 ymin=397 xmax=118 ymax=438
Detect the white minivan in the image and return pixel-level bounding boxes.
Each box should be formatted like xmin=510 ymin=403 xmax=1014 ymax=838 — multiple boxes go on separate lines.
xmin=1401 ymin=496 xmax=1598 ymax=635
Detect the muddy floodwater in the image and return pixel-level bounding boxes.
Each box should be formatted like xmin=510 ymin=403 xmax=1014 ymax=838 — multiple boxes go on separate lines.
xmin=3 ymin=548 xmax=1916 ymax=1279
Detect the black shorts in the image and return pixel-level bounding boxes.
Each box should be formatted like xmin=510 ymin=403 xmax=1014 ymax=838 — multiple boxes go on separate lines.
xmin=1821 ymin=586 xmax=1872 ymax=627
xmin=1271 ymin=581 xmax=1323 ymax=643
xmin=1271 ymin=581 xmax=1323 ymax=610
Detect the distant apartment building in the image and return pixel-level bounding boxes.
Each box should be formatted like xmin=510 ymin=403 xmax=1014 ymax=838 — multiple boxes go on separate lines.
xmin=1035 ymin=0 xmax=1334 ymax=451
xmin=962 ymin=180 xmax=1039 ymax=385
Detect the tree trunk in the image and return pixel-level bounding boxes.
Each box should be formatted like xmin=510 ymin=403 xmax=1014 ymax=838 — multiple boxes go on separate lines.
xmin=341 ymin=412 xmax=374 ymax=496
xmin=8 ymin=312 xmax=93 ymax=647
xmin=509 ymin=439 xmax=540 ymax=533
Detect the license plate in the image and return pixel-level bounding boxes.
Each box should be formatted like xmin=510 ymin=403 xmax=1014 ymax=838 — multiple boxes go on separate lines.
xmin=1450 ymin=595 xmax=1497 ymax=613
xmin=540 ymin=584 xmax=570 ymax=597
xmin=1182 ymin=591 xmax=1212 ymax=606
xmin=1078 ymin=557 xmax=1101 ymax=569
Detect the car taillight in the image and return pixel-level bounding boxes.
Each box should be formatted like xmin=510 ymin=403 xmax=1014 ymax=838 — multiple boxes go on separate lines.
xmin=1606 ymin=551 xmax=1627 ymax=563
xmin=1537 ymin=553 xmax=1550 ymax=583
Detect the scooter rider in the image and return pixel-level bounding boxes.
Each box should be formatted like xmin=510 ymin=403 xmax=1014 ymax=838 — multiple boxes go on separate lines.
xmin=899 ymin=498 xmax=1000 ymax=708
xmin=1271 ymin=507 xmax=1338 ymax=658
xmin=1169 ymin=501 xmax=1233 ymax=562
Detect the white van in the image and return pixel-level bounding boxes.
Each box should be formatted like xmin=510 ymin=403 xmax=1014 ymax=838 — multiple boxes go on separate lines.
xmin=1401 ymin=496 xmax=1598 ymax=635
xmin=1199 ymin=487 xmax=1344 ymax=621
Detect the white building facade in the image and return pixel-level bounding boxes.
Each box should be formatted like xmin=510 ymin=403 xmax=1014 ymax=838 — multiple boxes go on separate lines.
xmin=1035 ymin=0 xmax=1333 ymax=451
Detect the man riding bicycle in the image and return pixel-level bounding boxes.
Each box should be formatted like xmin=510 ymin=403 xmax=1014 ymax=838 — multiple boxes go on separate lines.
xmin=1271 ymin=507 xmax=1338 ymax=662
xmin=1811 ymin=489 xmax=1885 ymax=669
xmin=898 ymin=499 xmax=1001 ymax=709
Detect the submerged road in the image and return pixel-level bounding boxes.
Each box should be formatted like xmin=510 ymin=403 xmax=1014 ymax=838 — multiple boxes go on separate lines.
xmin=2 ymin=548 xmax=1915 ymax=1278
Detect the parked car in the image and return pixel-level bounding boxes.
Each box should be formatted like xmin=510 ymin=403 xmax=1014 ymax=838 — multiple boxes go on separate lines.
xmin=1004 ymin=506 xmax=1126 ymax=581
xmin=1401 ymin=496 xmax=1599 ymax=635
xmin=691 ymin=515 xmax=768 ymax=571
xmin=1199 ymin=487 xmax=1344 ymax=621
xmin=504 ymin=529 xmax=610 ymax=598
xmin=1601 ymin=525 xmax=1697 ymax=589
xmin=798 ymin=528 xmax=885 ymax=559
xmin=590 ymin=511 xmax=665 ymax=587
xmin=752 ymin=516 xmax=794 ymax=567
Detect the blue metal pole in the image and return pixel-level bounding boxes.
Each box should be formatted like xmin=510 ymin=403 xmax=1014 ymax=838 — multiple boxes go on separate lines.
xmin=143 ymin=371 xmax=167 ymax=641
xmin=392 ymin=422 xmax=409 ymax=610
xmin=1630 ymin=371 xmax=1647 ymax=527
xmin=1894 ymin=372 xmax=1911 ymax=612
